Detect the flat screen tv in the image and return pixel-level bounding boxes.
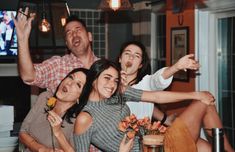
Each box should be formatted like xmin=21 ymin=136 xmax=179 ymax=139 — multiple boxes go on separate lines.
xmin=0 ymin=10 xmax=17 ymax=62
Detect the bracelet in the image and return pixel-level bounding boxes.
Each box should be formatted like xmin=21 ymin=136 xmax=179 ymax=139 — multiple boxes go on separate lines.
xmin=160 ymin=113 xmax=167 ymax=125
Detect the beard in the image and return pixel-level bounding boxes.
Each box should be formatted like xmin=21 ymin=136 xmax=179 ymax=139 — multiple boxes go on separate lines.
xmin=71 ymin=41 xmax=90 ymax=56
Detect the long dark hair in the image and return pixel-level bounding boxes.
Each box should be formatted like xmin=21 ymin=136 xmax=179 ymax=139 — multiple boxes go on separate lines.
xmin=73 ymin=59 xmax=121 ymax=117
xmin=54 ymin=68 xmax=89 ymax=124
xmin=116 ymin=41 xmax=151 ymax=85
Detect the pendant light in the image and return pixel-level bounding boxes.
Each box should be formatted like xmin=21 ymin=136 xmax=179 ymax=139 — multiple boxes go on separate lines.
xmin=38 ymin=0 xmax=51 ymax=32
xmin=98 ymin=0 xmax=133 ymax=11
xmin=109 ymin=0 xmax=121 ymax=11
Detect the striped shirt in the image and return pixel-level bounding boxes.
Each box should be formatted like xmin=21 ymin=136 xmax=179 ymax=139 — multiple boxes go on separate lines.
xmin=74 ymin=87 xmax=143 ymax=152
xmin=26 ymin=53 xmax=97 ymax=93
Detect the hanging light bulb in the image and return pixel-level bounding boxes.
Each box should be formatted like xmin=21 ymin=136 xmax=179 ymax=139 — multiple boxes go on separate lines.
xmin=109 ymin=0 xmax=121 ymax=11
xmin=38 ymin=0 xmax=51 ymax=32
xmin=98 ymin=0 xmax=132 ymax=11
xmin=39 ymin=12 xmax=51 ymax=32
xmin=60 ymin=17 xmax=66 ymax=26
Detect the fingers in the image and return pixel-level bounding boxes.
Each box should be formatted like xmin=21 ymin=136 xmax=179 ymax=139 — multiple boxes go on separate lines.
xmin=48 ymin=111 xmax=62 ymax=126
xmin=121 ymin=134 xmax=127 ymax=144
xmin=202 ymin=100 xmax=215 ymax=106
xmin=126 ymin=136 xmax=134 ymax=147
xmin=119 ymin=134 xmax=134 ymax=152
xmin=17 ymin=8 xmax=27 ymax=20
xmin=17 ymin=7 xmax=35 ymax=21
xmin=125 ymin=136 xmax=134 ymax=151
xmin=185 ymin=54 xmax=194 ymax=58
xmin=176 ymin=54 xmax=200 ymax=71
xmin=183 ymin=54 xmax=200 ymax=71
xmin=200 ymin=92 xmax=215 ymax=106
xmin=54 ymin=148 xmax=64 ymax=152
xmin=120 ymin=70 xmax=128 ymax=86
xmin=18 ymin=10 xmax=28 ymax=18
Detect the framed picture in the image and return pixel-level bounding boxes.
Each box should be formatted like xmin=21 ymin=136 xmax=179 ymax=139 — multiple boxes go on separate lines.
xmin=171 ymin=27 xmax=189 ymax=81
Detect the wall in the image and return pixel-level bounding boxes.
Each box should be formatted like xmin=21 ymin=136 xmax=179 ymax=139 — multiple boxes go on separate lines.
xmin=0 ymin=77 xmax=30 ymax=122
xmin=164 ymin=0 xmax=196 ymax=113
xmin=105 ymin=11 xmax=133 ymax=61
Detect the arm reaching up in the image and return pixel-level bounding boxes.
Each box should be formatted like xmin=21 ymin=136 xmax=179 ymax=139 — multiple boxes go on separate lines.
xmin=161 ymin=54 xmax=200 ymax=79
xmin=12 ymin=7 xmax=36 ymax=83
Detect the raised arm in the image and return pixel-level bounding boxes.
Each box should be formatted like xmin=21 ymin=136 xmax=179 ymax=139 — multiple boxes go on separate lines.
xmin=161 ymin=54 xmax=200 ymax=79
xmin=141 ymin=90 xmax=215 ymax=105
xmin=12 ymin=7 xmax=36 ymax=83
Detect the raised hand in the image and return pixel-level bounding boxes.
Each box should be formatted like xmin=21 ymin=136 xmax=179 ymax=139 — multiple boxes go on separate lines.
xmin=120 ymin=70 xmax=128 ymax=86
xmin=119 ymin=134 xmax=134 ymax=152
xmin=174 ymin=54 xmax=200 ymax=71
xmin=47 ymin=111 xmax=63 ymax=137
xmin=119 ymin=70 xmax=128 ymax=93
xmin=12 ymin=7 xmax=35 ymax=41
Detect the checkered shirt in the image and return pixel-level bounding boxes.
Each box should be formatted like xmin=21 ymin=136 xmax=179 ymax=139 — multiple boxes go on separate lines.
xmin=26 ymin=53 xmax=98 ymax=93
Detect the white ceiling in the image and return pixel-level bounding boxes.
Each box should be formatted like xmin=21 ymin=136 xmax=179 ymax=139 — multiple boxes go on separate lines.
xmin=201 ymin=0 xmax=235 ymax=11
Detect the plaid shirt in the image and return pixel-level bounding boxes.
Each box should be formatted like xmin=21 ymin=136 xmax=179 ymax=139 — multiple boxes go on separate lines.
xmin=26 ymin=53 xmax=98 ymax=93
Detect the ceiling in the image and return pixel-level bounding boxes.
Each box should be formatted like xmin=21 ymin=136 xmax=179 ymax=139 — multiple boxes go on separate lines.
xmin=1 ymin=0 xmax=235 ymax=14
xmin=202 ymin=0 xmax=235 ymax=11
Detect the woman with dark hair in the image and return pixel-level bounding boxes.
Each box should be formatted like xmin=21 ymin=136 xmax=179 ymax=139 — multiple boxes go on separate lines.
xmin=117 ymin=41 xmax=151 ymax=85
xmin=20 ymin=67 xmax=134 ymax=152
xmin=19 ymin=68 xmax=89 ymax=151
xmin=117 ymin=40 xmax=200 ymax=124
xmin=72 ymin=59 xmax=233 ymax=152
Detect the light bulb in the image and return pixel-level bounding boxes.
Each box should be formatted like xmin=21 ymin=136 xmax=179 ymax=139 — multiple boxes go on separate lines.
xmin=39 ymin=18 xmax=51 ymax=32
xmin=109 ymin=0 xmax=121 ymax=11
xmin=39 ymin=12 xmax=51 ymax=33
xmin=61 ymin=17 xmax=66 ymax=26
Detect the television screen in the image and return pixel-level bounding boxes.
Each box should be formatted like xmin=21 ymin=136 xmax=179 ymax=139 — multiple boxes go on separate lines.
xmin=0 ymin=10 xmax=17 ymax=56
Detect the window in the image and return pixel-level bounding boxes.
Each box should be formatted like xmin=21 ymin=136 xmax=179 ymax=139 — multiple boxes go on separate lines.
xmin=151 ymin=13 xmax=166 ymax=72
xmin=71 ymin=9 xmax=107 ymax=58
xmin=217 ymin=16 xmax=235 ymax=147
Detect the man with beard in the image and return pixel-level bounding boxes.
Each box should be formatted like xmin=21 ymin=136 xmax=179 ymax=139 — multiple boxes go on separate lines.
xmin=14 ymin=7 xmax=98 ymax=93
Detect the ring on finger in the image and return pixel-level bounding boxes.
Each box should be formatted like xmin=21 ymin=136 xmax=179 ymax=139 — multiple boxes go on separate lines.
xmin=18 ymin=10 xmax=28 ymax=18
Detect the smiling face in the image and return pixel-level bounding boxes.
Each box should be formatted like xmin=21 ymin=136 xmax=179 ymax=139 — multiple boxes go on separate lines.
xmin=119 ymin=44 xmax=143 ymax=75
xmin=56 ymin=71 xmax=86 ymax=103
xmin=93 ymin=67 xmax=119 ymax=100
xmin=64 ymin=21 xmax=92 ymax=57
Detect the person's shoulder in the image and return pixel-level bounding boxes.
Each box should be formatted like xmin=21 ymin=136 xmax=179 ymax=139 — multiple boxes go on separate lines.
xmin=39 ymin=90 xmax=53 ymax=97
xmin=33 ymin=91 xmax=53 ymax=106
xmin=74 ymin=112 xmax=93 ymax=134
xmin=132 ymin=74 xmax=152 ymax=89
xmin=41 ymin=55 xmax=62 ymax=63
xmin=48 ymin=53 xmax=71 ymax=59
xmin=43 ymin=54 xmax=69 ymax=64
xmin=76 ymin=112 xmax=92 ymax=124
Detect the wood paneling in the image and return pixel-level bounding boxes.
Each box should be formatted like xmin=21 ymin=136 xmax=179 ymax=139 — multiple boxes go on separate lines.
xmin=164 ymin=0 xmax=195 ymax=114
